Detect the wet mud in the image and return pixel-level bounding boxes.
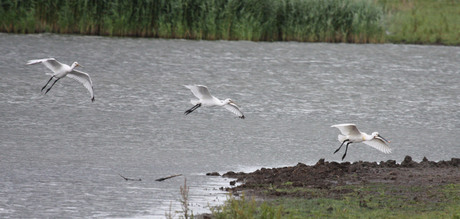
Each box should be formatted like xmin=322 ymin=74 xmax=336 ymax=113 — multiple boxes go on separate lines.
xmin=216 ymin=156 xmax=460 ymax=198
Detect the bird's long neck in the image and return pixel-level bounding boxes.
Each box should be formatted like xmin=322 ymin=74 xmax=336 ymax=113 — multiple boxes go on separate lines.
xmin=217 ymin=98 xmax=228 ymax=106
xmin=70 ymin=62 xmax=78 ymax=70
xmin=361 ymin=132 xmax=374 ymax=141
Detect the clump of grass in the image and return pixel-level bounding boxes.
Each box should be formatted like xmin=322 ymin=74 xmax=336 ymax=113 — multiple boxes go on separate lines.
xmin=165 ymin=178 xmax=194 ymax=219
xmin=0 ymin=0 xmax=385 ymax=43
xmin=211 ymin=193 xmax=283 ymax=219
xmin=165 ymin=202 xmax=176 ymax=219
xmin=179 ymin=178 xmax=192 ymax=219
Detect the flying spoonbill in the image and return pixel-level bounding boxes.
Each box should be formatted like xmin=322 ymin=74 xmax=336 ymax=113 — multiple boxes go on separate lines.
xmin=331 ymin=123 xmax=391 ymax=160
xmin=184 ymin=85 xmax=245 ymax=119
xmin=27 ymin=58 xmax=95 ymax=102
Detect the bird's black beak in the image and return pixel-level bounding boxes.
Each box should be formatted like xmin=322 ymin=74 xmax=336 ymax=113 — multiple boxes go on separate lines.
xmin=378 ymin=134 xmax=390 ymax=143
xmin=230 ymin=100 xmax=240 ymax=108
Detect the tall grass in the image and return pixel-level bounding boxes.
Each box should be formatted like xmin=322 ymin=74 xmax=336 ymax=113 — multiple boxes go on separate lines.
xmin=377 ymin=0 xmax=460 ymax=45
xmin=0 ymin=0 xmax=385 ymax=43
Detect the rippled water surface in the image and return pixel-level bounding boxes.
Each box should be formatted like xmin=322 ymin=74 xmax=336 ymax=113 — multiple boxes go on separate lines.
xmin=1 ymin=34 xmax=459 ymax=218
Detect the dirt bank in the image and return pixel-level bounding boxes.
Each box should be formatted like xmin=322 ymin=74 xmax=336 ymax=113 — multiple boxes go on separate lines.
xmin=217 ymin=156 xmax=460 ymax=198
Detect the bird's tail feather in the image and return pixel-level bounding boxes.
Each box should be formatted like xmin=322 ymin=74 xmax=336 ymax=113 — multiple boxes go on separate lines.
xmin=190 ymin=99 xmax=200 ymax=105
xmin=338 ymin=134 xmax=347 ymax=142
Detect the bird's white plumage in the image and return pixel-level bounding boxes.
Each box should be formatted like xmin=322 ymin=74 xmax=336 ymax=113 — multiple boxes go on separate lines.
xmin=27 ymin=58 xmax=62 ymax=71
xmin=27 ymin=58 xmax=94 ymax=101
xmin=223 ymin=103 xmax=244 ymax=118
xmin=331 ymin=123 xmax=392 ymax=157
xmin=66 ymin=70 xmax=94 ymax=100
xmin=185 ymin=85 xmax=213 ymax=101
xmin=363 ymin=138 xmax=392 ymax=154
xmin=331 ymin=123 xmax=361 ymax=136
xmin=184 ymin=85 xmax=245 ymax=118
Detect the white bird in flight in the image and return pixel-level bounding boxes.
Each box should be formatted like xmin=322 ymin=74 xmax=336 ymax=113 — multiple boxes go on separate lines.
xmin=27 ymin=58 xmax=95 ymax=102
xmin=331 ymin=123 xmax=391 ymax=160
xmin=184 ymin=85 xmax=245 ymax=119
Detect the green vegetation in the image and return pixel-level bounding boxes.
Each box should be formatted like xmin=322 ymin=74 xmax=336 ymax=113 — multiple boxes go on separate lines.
xmin=1 ymin=0 xmax=458 ymax=44
xmin=211 ymin=184 xmax=460 ymax=218
xmin=0 ymin=0 xmax=385 ymax=43
xmin=211 ymin=194 xmax=283 ymax=219
xmin=378 ymin=0 xmax=460 ymax=45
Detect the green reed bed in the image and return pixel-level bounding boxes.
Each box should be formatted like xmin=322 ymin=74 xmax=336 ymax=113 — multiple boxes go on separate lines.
xmin=0 ymin=0 xmax=385 ymax=43
xmin=384 ymin=0 xmax=460 ymax=45
xmin=377 ymin=0 xmax=460 ymax=45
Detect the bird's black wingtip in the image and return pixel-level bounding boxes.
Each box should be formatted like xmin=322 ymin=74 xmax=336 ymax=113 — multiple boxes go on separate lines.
xmin=91 ymin=97 xmax=95 ymax=102
xmin=240 ymin=115 xmax=245 ymax=119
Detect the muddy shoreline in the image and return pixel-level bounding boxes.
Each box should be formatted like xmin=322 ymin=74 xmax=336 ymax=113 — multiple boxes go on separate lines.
xmin=214 ymin=156 xmax=460 ymax=198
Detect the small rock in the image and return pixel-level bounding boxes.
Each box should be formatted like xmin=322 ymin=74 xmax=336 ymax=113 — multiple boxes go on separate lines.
xmin=404 ymin=155 xmax=412 ymax=163
xmin=451 ymin=158 xmax=460 ymax=166
xmin=316 ymin=158 xmax=325 ymax=166
xmin=206 ymin=172 xmax=220 ymax=176
xmin=401 ymin=156 xmax=416 ymax=167
xmin=382 ymin=160 xmax=397 ymax=167
xmin=222 ymin=171 xmax=237 ymax=177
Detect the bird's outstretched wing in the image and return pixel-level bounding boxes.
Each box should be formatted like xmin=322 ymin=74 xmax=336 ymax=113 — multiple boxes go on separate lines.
xmin=27 ymin=58 xmax=63 ymax=74
xmin=184 ymin=85 xmax=213 ymax=100
xmin=363 ymin=138 xmax=392 ymax=154
xmin=331 ymin=123 xmax=360 ymax=136
xmin=67 ymin=69 xmax=95 ymax=102
xmin=224 ymin=103 xmax=245 ymax=119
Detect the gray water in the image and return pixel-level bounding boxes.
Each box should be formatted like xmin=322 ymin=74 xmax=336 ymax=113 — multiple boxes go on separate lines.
xmin=1 ymin=33 xmax=459 ymax=218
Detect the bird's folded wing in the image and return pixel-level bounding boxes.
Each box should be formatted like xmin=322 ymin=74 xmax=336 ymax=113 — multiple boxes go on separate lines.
xmin=331 ymin=123 xmax=360 ymax=135
xmin=184 ymin=85 xmax=213 ymax=100
xmin=363 ymin=138 xmax=392 ymax=154
xmin=224 ymin=103 xmax=244 ymax=118
xmin=27 ymin=58 xmax=62 ymax=73
xmin=67 ymin=69 xmax=94 ymax=99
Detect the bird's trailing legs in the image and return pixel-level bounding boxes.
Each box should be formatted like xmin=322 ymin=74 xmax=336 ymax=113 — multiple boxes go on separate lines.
xmin=334 ymin=139 xmax=349 ymax=154
xmin=44 ymin=78 xmax=60 ymax=94
xmin=342 ymin=142 xmax=352 ymax=160
xmin=41 ymin=76 xmax=55 ymax=92
xmin=334 ymin=139 xmax=352 ymax=160
xmin=184 ymin=103 xmax=201 ymax=115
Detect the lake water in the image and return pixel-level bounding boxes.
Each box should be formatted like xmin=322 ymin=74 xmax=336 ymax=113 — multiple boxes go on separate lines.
xmin=0 ymin=33 xmax=459 ymax=218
